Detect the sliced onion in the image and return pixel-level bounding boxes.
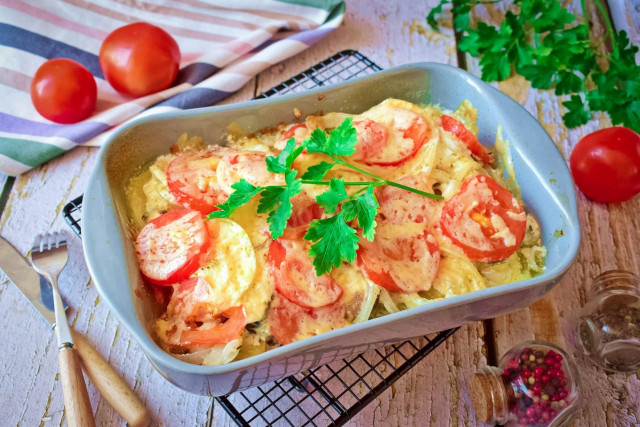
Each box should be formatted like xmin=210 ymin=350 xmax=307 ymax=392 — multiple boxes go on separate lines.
xmin=173 ymin=338 xmax=242 ymax=366
xmin=353 ymin=279 xmax=380 ymax=324
xmin=378 ymin=289 xmax=400 ymax=314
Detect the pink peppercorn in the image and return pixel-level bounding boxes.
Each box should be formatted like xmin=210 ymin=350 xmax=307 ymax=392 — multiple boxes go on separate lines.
xmin=470 ymin=342 xmax=580 ymax=427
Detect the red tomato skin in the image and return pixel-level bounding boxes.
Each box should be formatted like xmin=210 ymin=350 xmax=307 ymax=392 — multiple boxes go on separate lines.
xmin=136 ymin=209 xmax=210 ymax=286
xmin=359 ymin=114 xmax=430 ymax=166
xmin=268 ymin=296 xmax=311 ymax=345
xmin=268 ymin=239 xmax=343 ymax=309
xmin=268 ymin=294 xmax=344 ymax=345
xmin=441 ymin=115 xmax=492 ymax=165
xmin=179 ymin=306 xmax=247 ymax=347
xmin=166 ymin=149 xmax=228 ymax=214
xmin=282 ymin=123 xmax=308 ymax=141
xmin=357 ymin=230 xmax=440 ymax=293
xmin=440 ymin=175 xmax=526 ymax=262
xmin=352 ymin=119 xmax=390 ymax=162
xmin=30 ymin=58 xmax=97 ymax=124
xmin=280 ymin=195 xmax=323 ymax=240
xmin=99 ymin=22 xmax=180 ymax=97
xmin=569 ymin=127 xmax=640 ymax=203
xmin=357 ymin=252 xmax=403 ymax=292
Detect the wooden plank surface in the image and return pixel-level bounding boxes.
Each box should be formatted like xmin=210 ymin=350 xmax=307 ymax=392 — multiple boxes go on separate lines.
xmin=465 ymin=1 xmax=640 ymax=426
xmin=0 ymin=85 xmax=254 ymax=426
xmin=1 ymin=0 xmax=638 ymax=426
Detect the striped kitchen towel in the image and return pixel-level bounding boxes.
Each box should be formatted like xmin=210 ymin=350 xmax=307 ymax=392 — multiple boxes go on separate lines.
xmin=0 ymin=0 xmax=345 ymax=176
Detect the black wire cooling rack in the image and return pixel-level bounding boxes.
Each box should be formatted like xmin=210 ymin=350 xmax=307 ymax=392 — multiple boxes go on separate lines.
xmin=63 ymin=49 xmax=458 ymax=427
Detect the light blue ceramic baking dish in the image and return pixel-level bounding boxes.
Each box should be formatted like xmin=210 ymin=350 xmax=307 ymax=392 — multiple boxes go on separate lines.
xmin=83 ymin=63 xmax=580 ymax=396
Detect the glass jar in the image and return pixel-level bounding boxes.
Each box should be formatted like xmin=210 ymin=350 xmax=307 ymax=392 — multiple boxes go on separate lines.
xmin=577 ymin=270 xmax=640 ymax=372
xmin=470 ymin=341 xmax=581 ymax=426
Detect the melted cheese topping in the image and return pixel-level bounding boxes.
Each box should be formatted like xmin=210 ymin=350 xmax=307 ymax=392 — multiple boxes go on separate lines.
xmin=126 ymin=99 xmax=547 ymax=365
xmin=193 ymin=219 xmax=256 ymax=314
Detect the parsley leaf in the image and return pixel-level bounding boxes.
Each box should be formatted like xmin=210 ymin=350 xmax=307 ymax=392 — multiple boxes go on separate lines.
xmin=301 ymin=161 xmax=335 ymax=181
xmin=307 ymin=118 xmax=357 ymax=156
xmin=341 ymin=185 xmax=379 ymax=241
xmin=426 ymin=0 xmax=447 ymax=31
xmin=257 ymin=170 xmax=302 ymax=239
xmin=266 ymin=138 xmax=297 ymax=173
xmin=208 ymin=179 xmax=260 ymax=219
xmin=427 ymin=0 xmax=640 ymax=133
xmin=562 ymin=95 xmax=591 ymax=128
xmin=316 ymin=178 xmax=348 ymax=214
xmin=304 ymin=212 xmax=359 ymax=276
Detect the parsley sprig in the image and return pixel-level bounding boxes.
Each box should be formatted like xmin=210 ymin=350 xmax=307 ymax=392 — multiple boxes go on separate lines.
xmin=209 ymin=118 xmax=442 ymax=276
xmin=427 ymin=0 xmax=640 ymax=133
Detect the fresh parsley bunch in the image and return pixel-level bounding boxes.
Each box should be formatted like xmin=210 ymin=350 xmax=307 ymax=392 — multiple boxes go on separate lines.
xmin=427 ymin=0 xmax=640 ymax=133
xmin=209 ymin=118 xmax=442 ymax=276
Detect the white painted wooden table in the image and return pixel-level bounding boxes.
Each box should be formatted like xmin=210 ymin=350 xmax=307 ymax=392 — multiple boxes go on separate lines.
xmin=1 ymin=1 xmax=639 ymax=426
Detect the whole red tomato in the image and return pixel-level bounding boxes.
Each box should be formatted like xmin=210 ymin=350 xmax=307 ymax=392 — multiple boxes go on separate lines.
xmin=99 ymin=22 xmax=180 ymax=97
xmin=30 ymin=58 xmax=97 ymax=124
xmin=569 ymin=127 xmax=640 ymax=203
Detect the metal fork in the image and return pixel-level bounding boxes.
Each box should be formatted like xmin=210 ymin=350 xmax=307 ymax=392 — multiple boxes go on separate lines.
xmin=30 ymin=232 xmax=95 ymax=427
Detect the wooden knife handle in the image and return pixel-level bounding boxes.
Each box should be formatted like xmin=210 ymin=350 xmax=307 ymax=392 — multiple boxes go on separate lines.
xmin=72 ymin=331 xmax=151 ymax=427
xmin=59 ymin=346 xmax=96 ymax=427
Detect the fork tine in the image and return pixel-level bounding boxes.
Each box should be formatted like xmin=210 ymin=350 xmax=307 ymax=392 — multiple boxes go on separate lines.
xmin=31 ymin=231 xmax=68 ymax=253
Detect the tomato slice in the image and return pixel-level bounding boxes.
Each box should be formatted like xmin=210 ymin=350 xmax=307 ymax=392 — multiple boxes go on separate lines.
xmin=357 ymin=177 xmax=440 ymax=293
xmin=268 ymin=239 xmax=343 ymax=308
xmin=279 ymin=194 xmax=323 ymax=240
xmin=441 ymin=115 xmax=492 ymax=165
xmin=217 ymin=151 xmax=285 ymax=194
xmin=351 ymin=119 xmax=390 ymax=161
xmin=268 ymin=294 xmax=344 ymax=345
xmin=357 ymin=110 xmax=430 ymax=166
xmin=167 ymin=148 xmax=230 ymax=214
xmin=440 ymin=174 xmax=527 ymax=262
xmin=268 ymin=295 xmax=310 ymax=345
xmin=179 ymin=306 xmax=247 ymax=347
xmin=135 ymin=209 xmax=210 ymax=286
xmin=165 ymin=277 xmax=219 ymax=324
xmin=275 ymin=123 xmax=311 ymax=151
xmin=358 ymin=230 xmax=440 ymax=293
xmin=376 ymin=175 xmax=436 ymax=226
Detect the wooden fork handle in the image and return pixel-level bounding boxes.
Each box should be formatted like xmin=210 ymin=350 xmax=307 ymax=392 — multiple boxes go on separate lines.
xmin=59 ymin=346 xmax=95 ymax=427
xmin=72 ymin=331 xmax=151 ymax=427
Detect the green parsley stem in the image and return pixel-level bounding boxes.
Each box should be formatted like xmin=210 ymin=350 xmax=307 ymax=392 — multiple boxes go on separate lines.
xmin=333 ymin=157 xmax=444 ymax=200
xmin=592 ymin=0 xmax=619 ymax=57
xmin=580 ymin=0 xmax=589 ymax=34
xmin=383 ymin=180 xmax=444 ymax=200
xmin=333 ymin=157 xmax=384 ymax=182
xmin=351 ymin=187 xmax=369 ymax=197
xmin=301 ymin=180 xmax=381 ymax=186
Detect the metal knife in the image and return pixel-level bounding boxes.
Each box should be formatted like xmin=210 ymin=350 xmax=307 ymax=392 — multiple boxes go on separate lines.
xmin=0 ymin=237 xmax=150 ymax=427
